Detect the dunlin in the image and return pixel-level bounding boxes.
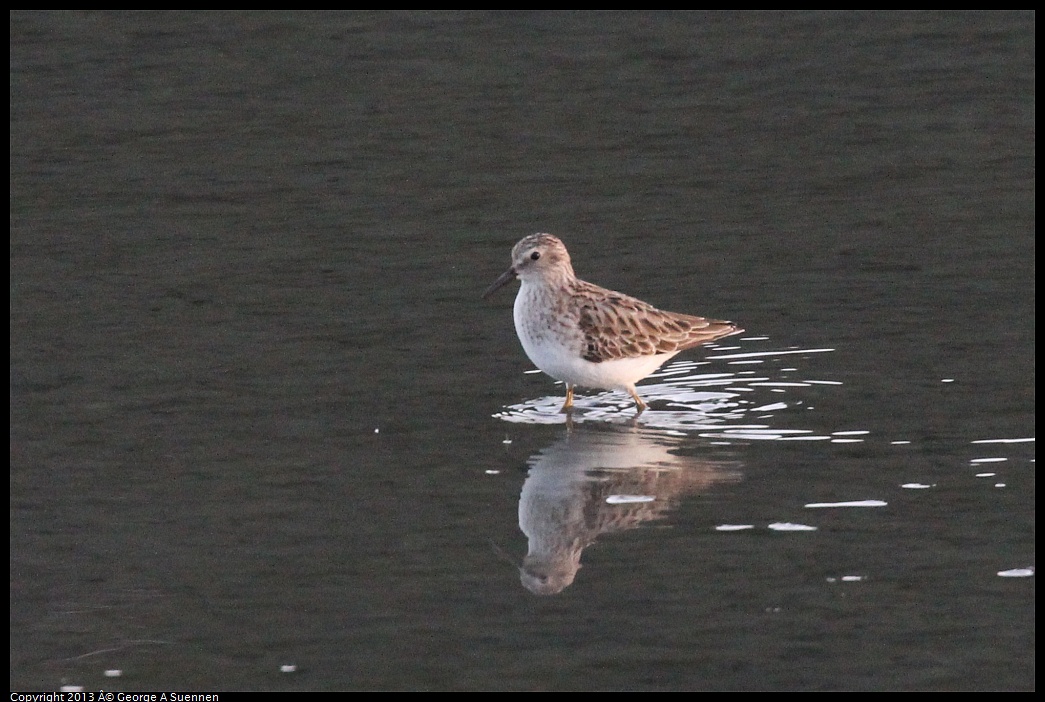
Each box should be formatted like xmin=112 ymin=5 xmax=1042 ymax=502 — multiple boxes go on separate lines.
xmin=484 ymin=233 xmax=742 ymax=412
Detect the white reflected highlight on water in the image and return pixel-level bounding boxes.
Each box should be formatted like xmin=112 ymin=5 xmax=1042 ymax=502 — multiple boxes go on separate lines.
xmin=805 ymin=500 xmax=888 ymax=508
xmin=767 ymin=523 xmax=818 ymax=531
xmin=605 ymin=494 xmax=656 ymax=504
xmin=713 ymin=430 xmax=833 ymax=441
xmin=972 ymin=437 xmax=1035 ymax=444
xmin=997 ymin=567 xmax=1034 ymax=578
xmin=709 ymin=348 xmax=836 ymax=360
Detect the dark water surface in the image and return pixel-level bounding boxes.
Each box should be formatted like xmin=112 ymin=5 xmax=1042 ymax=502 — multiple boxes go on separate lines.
xmin=10 ymin=11 xmax=1034 ymax=691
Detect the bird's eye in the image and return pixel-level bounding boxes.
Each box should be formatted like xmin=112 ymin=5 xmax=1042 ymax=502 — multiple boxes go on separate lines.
xmin=530 ymin=251 xmax=540 ymax=261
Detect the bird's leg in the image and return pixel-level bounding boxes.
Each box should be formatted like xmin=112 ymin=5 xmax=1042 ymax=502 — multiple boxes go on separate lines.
xmin=560 ymin=385 xmax=575 ymax=413
xmin=628 ymin=387 xmax=647 ymax=414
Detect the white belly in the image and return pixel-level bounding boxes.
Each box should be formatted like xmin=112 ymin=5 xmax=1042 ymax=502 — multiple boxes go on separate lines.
xmin=512 ymin=282 xmax=677 ymax=391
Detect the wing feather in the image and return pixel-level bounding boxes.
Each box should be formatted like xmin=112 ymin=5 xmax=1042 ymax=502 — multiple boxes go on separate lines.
xmin=572 ymin=281 xmax=741 ymax=363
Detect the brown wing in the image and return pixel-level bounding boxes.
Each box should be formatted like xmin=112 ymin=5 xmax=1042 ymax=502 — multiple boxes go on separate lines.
xmin=573 ymin=281 xmax=741 ymax=363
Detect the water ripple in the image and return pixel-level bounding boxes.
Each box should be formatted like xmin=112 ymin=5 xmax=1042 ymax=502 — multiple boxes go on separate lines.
xmin=494 ymin=338 xmax=844 ymax=440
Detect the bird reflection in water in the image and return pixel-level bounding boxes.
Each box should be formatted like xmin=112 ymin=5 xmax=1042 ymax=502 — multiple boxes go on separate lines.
xmin=514 ymin=424 xmax=741 ymax=595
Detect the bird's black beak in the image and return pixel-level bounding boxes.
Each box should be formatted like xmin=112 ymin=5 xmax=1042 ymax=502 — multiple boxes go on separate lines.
xmin=482 ymin=267 xmax=517 ymax=299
